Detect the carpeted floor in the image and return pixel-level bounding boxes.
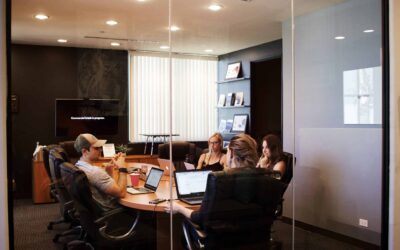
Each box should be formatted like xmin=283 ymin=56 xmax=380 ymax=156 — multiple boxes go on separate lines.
xmin=13 ymin=199 xmax=369 ymax=250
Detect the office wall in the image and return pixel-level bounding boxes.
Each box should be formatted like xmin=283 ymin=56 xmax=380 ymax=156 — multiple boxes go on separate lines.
xmin=218 ymin=40 xmax=282 ymax=143
xmin=389 ymin=0 xmax=400 ymax=249
xmin=283 ymin=0 xmax=382 ymax=244
xmin=1 ymin=0 xmax=9 ymax=248
xmin=11 ymin=45 xmax=128 ymax=198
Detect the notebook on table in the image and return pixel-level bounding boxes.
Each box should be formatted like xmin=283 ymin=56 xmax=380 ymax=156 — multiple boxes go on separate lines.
xmin=157 ymin=158 xmax=176 ymax=176
xmin=174 ymin=170 xmax=212 ymax=205
xmin=184 ymin=162 xmax=196 ymax=170
xmin=127 ymin=167 xmax=164 ymax=195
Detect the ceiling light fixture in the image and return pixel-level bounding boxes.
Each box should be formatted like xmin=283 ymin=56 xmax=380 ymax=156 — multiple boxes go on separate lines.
xmin=204 ymin=49 xmax=213 ymax=53
xmin=106 ymin=20 xmax=118 ymax=26
xmin=208 ymin=4 xmax=223 ymax=11
xmin=160 ymin=45 xmax=169 ymax=49
xmin=111 ymin=42 xmax=120 ymax=46
xmin=363 ymin=29 xmax=374 ymax=33
xmin=334 ymin=36 xmax=345 ymax=40
xmin=35 ymin=14 xmax=49 ymax=20
xmin=169 ymin=26 xmax=180 ymax=31
xmin=57 ymin=39 xmax=67 ymax=43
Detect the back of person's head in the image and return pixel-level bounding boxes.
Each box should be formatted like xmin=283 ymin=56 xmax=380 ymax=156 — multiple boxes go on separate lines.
xmin=228 ymin=133 xmax=258 ymax=168
xmin=263 ymin=134 xmax=283 ymax=163
xmin=74 ymin=133 xmax=106 ymax=156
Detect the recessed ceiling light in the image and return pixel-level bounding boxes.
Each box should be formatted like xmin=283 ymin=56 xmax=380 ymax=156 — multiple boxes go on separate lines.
xmin=160 ymin=45 xmax=169 ymax=49
xmin=57 ymin=39 xmax=67 ymax=43
xmin=106 ymin=20 xmax=118 ymax=26
xmin=169 ymin=26 xmax=180 ymax=32
xmin=137 ymin=0 xmax=146 ymax=2
xmin=363 ymin=29 xmax=374 ymax=33
xmin=111 ymin=42 xmax=120 ymax=46
xmin=204 ymin=49 xmax=213 ymax=53
xmin=208 ymin=3 xmax=223 ymax=11
xmin=334 ymin=36 xmax=345 ymax=40
xmin=35 ymin=14 xmax=49 ymax=20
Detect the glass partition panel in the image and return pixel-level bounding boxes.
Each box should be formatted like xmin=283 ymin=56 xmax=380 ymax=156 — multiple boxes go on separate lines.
xmin=171 ymin=0 xmax=293 ymax=249
xmin=11 ymin=0 xmax=171 ymax=249
xmin=289 ymin=0 xmax=383 ymax=248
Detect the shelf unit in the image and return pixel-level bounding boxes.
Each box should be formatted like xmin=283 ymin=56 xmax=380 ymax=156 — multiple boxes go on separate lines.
xmin=217 ymin=76 xmax=251 ymax=140
xmin=217 ymin=105 xmax=251 ymax=109
xmin=216 ymin=77 xmax=251 ymax=84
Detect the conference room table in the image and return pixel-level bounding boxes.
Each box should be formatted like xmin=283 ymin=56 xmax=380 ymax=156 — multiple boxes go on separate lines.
xmin=118 ymin=162 xmax=199 ymax=250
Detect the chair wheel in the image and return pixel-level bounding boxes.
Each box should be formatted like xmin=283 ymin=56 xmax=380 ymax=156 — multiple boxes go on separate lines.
xmin=53 ymin=234 xmax=60 ymax=243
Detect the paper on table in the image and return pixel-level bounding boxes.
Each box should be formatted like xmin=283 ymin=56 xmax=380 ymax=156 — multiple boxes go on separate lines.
xmin=102 ymin=143 xmax=116 ymax=157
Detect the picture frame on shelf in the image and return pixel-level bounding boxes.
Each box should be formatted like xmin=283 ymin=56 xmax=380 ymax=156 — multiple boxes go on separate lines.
xmin=231 ymin=114 xmax=248 ymax=132
xmin=225 ymin=62 xmax=242 ymax=80
xmin=234 ymin=92 xmax=244 ymax=106
xmin=217 ymin=94 xmax=226 ymax=107
xmin=226 ymin=93 xmax=236 ymax=106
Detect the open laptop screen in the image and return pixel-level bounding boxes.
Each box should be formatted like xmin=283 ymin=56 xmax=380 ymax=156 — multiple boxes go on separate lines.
xmin=175 ymin=170 xmax=212 ymax=197
xmin=144 ymin=167 xmax=164 ymax=190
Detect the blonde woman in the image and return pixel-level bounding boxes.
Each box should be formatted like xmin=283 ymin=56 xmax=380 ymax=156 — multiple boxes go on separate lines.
xmin=197 ymin=132 xmax=226 ymax=171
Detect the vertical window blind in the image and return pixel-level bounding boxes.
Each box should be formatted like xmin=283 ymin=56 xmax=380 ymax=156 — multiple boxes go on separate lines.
xmin=129 ymin=52 xmax=218 ymax=142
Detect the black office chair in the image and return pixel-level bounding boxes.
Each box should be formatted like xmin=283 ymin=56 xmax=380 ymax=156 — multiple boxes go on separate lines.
xmin=42 ymin=144 xmax=62 ymax=229
xmin=60 ymin=161 xmax=146 ymax=249
xmin=59 ymin=140 xmax=80 ymax=164
xmin=48 ymin=147 xmax=82 ymax=243
xmin=274 ymin=152 xmax=294 ymax=217
xmin=181 ymin=168 xmax=285 ymax=250
xmin=158 ymin=141 xmax=198 ymax=171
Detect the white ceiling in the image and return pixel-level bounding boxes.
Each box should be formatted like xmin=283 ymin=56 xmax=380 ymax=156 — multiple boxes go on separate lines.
xmin=11 ymin=0 xmax=343 ymax=56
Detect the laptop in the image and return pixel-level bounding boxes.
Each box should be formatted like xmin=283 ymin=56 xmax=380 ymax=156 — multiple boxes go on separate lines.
xmin=157 ymin=158 xmax=176 ymax=176
xmin=183 ymin=162 xmax=196 ymax=170
xmin=174 ymin=170 xmax=212 ymax=205
xmin=127 ymin=167 xmax=164 ymax=195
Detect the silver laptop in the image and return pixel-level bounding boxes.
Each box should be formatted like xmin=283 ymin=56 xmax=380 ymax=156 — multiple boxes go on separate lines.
xmin=127 ymin=167 xmax=164 ymax=195
xmin=157 ymin=158 xmax=176 ymax=176
xmin=174 ymin=170 xmax=212 ymax=205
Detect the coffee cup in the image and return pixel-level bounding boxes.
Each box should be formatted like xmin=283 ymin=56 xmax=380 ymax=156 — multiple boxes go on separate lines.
xmin=130 ymin=173 xmax=140 ymax=187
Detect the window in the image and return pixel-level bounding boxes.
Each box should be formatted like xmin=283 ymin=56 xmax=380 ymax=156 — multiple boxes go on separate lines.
xmin=343 ymin=66 xmax=382 ymax=124
xmin=129 ymin=52 xmax=218 ymax=142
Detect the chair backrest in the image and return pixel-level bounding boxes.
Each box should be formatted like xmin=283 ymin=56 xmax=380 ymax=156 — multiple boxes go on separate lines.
xmin=60 ymin=161 xmax=104 ymax=240
xmin=59 ymin=140 xmax=80 ymax=164
xmin=195 ymin=168 xmax=285 ymax=248
xmin=42 ymin=144 xmax=60 ymax=179
xmin=158 ymin=141 xmax=197 ymax=171
xmin=48 ymin=147 xmax=72 ymax=216
xmin=281 ymin=152 xmax=293 ymax=185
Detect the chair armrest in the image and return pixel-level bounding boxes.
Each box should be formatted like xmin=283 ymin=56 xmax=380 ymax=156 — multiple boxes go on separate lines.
xmin=182 ymin=219 xmax=206 ymax=250
xmin=95 ymin=208 xmax=141 ymax=241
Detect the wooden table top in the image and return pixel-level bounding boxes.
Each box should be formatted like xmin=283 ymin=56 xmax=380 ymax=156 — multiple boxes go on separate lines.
xmin=119 ymin=177 xmax=199 ymax=212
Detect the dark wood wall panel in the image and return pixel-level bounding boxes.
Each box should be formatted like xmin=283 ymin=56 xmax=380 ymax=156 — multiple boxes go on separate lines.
xmin=11 ymin=44 xmax=128 ymax=198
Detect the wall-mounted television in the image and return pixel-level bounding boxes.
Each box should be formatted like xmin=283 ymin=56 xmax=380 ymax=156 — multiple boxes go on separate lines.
xmin=55 ymin=99 xmax=120 ymax=137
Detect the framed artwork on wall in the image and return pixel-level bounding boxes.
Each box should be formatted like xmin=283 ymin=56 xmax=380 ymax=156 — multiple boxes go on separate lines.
xmin=225 ymin=62 xmax=241 ymax=79
xmin=231 ymin=114 xmax=248 ymax=132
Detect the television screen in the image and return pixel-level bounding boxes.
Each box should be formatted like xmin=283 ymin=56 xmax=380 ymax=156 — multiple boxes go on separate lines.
xmin=55 ymin=99 xmax=120 ymax=137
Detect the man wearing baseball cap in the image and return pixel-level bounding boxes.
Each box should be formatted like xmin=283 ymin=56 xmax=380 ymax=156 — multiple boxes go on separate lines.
xmin=74 ymin=133 xmax=127 ymax=211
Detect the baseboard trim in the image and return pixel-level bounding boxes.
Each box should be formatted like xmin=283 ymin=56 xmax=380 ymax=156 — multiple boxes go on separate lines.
xmin=280 ymin=217 xmax=380 ymax=250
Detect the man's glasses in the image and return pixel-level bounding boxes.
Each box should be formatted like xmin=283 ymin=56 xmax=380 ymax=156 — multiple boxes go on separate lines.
xmin=92 ymin=146 xmax=103 ymax=151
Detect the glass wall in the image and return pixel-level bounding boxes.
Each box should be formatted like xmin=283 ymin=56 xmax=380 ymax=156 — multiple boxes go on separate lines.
xmin=285 ymin=0 xmax=383 ymax=248
xmin=10 ymin=0 xmax=386 ymax=249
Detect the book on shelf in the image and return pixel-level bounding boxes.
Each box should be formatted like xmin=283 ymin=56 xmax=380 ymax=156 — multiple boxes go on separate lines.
xmin=226 ymin=93 xmax=236 ymax=106
xmin=234 ymin=92 xmax=244 ymax=106
xmin=224 ymin=119 xmax=233 ymax=133
xmin=218 ymin=119 xmax=227 ymax=133
xmin=217 ymin=94 xmax=226 ymax=107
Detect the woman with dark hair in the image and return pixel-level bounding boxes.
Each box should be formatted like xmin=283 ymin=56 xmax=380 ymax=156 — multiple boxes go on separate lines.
xmin=257 ymin=134 xmax=286 ymax=176
xmin=197 ymin=132 xmax=226 ymax=171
